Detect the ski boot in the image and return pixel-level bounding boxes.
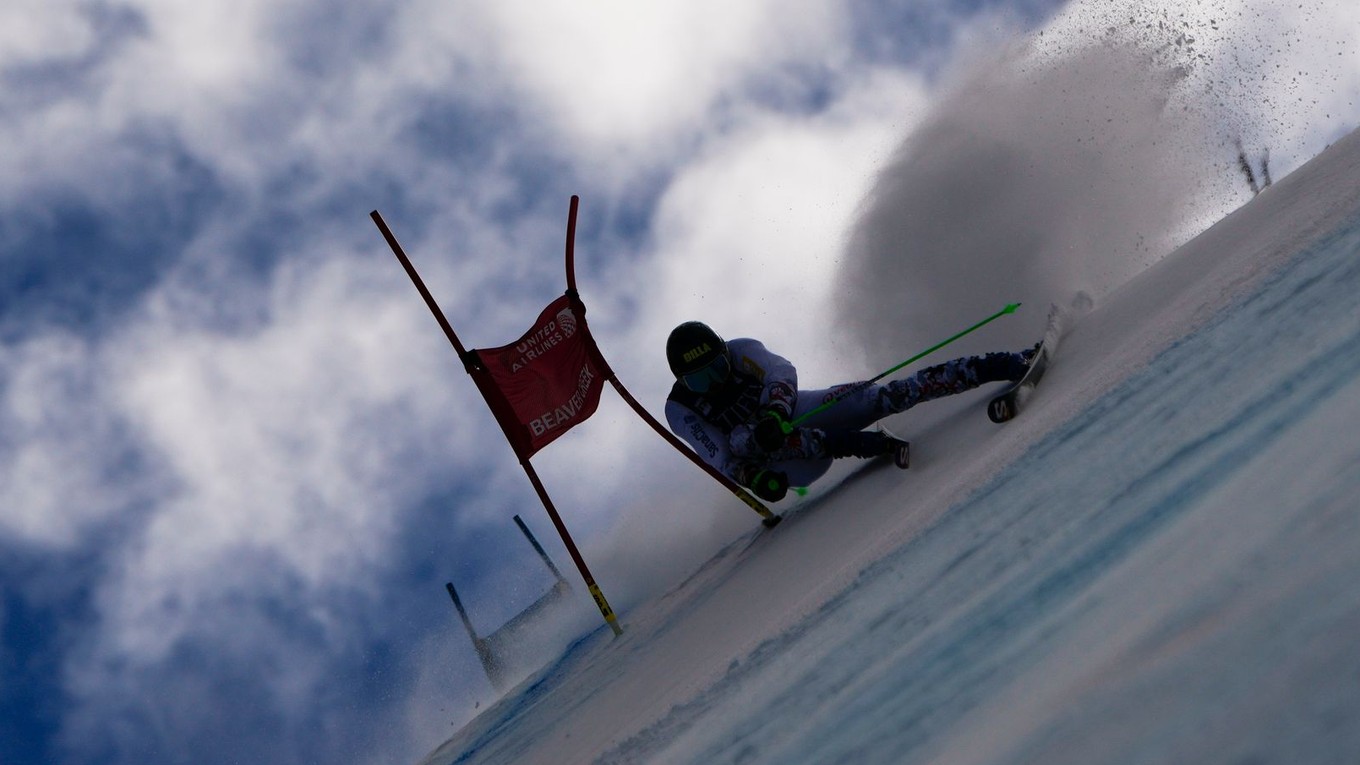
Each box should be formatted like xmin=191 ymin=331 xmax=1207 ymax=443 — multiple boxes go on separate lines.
xmin=822 ymin=429 xmax=910 ymax=469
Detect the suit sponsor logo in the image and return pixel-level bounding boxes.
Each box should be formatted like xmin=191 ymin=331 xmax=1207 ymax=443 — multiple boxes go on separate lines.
xmin=683 ymin=414 xmax=720 ymax=457
xmin=739 ymin=356 xmax=765 ymax=379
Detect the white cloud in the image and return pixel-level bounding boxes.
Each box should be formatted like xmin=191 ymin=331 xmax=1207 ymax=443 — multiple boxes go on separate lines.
xmin=107 ymin=255 xmax=465 ymax=594
xmin=0 ymin=0 xmax=95 ymax=64
xmin=1 ymin=242 xmax=475 ymax=655
xmin=0 ymin=332 xmax=148 ymax=547
xmin=110 ymin=0 xmax=277 ymax=99
xmin=475 ymin=0 xmax=846 ymax=156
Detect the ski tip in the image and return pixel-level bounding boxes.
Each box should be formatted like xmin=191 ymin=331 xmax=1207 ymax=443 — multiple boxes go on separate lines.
xmin=1003 ymin=302 xmax=1022 ymax=314
xmin=762 ymin=514 xmax=784 ymax=528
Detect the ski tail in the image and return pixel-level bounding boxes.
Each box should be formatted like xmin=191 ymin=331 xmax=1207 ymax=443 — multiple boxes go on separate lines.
xmin=876 ymin=424 xmax=911 ymax=470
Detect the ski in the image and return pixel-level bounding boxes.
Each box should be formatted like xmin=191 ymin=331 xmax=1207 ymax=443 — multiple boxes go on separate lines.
xmin=987 ymin=302 xmax=1069 ymax=423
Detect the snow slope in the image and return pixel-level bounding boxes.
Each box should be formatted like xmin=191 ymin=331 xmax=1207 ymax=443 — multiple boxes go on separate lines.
xmin=421 ymin=127 xmax=1360 ymax=765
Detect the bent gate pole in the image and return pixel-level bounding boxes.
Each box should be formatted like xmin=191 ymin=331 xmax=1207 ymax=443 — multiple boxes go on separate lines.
xmin=371 ymin=209 xmax=623 ymax=636
xmin=444 ymin=582 xmax=507 ymax=691
xmin=559 ymin=196 xmax=780 ymax=527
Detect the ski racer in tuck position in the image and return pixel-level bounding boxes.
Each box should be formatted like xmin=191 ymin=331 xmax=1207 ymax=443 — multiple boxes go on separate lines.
xmin=664 ymin=321 xmax=1036 ymax=502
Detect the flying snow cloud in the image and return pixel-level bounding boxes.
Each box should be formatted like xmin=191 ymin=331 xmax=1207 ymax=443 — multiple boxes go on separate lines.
xmin=835 ymin=0 xmax=1360 ymax=366
xmin=836 ymin=38 xmax=1221 ymax=363
xmin=1 ymin=1 xmax=1358 ymax=764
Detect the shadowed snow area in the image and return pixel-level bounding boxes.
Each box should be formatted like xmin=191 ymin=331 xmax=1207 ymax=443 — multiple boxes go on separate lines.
xmin=418 ymin=86 xmax=1360 ymax=765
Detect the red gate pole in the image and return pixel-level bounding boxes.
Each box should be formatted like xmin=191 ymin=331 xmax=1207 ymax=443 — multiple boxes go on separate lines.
xmin=560 ymin=196 xmax=781 ymax=527
xmin=371 ymin=210 xmax=623 ymax=636
xmin=517 ymin=458 xmax=621 ymax=635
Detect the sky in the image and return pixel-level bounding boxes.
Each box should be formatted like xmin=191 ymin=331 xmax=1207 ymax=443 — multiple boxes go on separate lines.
xmin=1 ymin=1 xmax=1357 ymax=764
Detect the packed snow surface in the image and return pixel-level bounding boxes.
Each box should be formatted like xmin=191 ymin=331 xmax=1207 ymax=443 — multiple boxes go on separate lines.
xmin=422 ymin=128 xmax=1360 ymax=765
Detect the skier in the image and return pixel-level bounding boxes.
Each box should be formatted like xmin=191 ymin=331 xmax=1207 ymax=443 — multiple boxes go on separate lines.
xmin=664 ymin=321 xmax=1035 ymax=501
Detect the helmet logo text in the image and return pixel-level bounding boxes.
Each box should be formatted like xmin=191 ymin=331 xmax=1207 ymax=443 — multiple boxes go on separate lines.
xmin=682 ymin=342 xmax=712 ymax=364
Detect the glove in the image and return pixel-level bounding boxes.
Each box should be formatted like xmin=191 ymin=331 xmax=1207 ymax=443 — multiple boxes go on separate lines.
xmin=753 ymin=411 xmax=791 ymax=453
xmin=754 ymin=381 xmax=796 ymax=452
xmin=748 ymin=469 xmax=789 ymax=502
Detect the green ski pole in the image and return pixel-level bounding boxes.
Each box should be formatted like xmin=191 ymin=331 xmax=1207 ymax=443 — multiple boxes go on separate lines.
xmin=786 ymin=303 xmax=1022 ymax=431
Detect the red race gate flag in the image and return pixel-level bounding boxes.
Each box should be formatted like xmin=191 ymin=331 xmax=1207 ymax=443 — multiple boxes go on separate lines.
xmin=474 ymin=294 xmax=605 ymax=459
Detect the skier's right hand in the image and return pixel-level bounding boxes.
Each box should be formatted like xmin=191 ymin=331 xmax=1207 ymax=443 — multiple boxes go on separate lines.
xmin=749 ymin=469 xmax=789 ymax=502
xmin=753 ymin=411 xmax=791 ymax=452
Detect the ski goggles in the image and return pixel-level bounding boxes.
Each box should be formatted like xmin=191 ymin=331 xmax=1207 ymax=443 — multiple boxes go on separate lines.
xmin=681 ymin=353 xmax=731 ymax=393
